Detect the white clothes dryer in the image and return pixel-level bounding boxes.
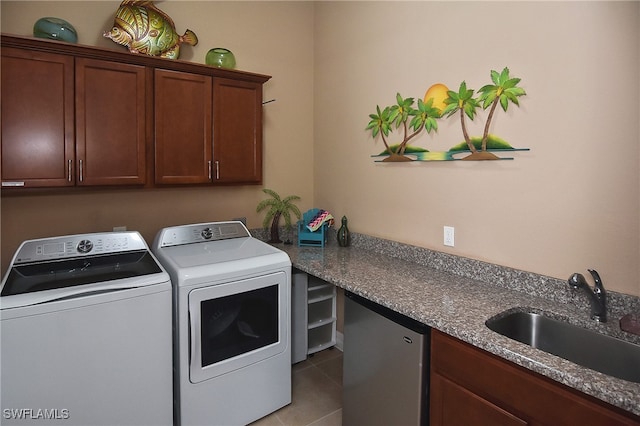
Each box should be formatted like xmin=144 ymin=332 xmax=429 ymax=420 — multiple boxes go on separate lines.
xmin=152 ymin=221 xmax=291 ymax=426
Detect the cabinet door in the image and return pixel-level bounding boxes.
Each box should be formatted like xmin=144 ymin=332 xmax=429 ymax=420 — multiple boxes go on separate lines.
xmin=430 ymin=330 xmax=640 ymax=426
xmin=75 ymin=58 xmax=147 ymax=186
xmin=213 ymin=78 xmax=263 ymax=184
xmin=430 ymin=372 xmax=528 ymax=426
xmin=1 ymin=48 xmax=74 ymax=188
xmin=154 ymin=69 xmax=212 ymax=184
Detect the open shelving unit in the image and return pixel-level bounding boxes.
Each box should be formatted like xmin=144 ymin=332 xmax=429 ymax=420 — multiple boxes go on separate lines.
xmin=306 ymin=276 xmax=337 ymax=355
xmin=291 ymin=270 xmax=336 ymax=362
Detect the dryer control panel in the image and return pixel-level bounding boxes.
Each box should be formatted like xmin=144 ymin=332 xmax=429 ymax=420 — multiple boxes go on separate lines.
xmin=154 ymin=221 xmax=251 ymax=248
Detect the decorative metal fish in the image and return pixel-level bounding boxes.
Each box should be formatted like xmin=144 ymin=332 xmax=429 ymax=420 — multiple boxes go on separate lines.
xmin=103 ymin=0 xmax=198 ymax=60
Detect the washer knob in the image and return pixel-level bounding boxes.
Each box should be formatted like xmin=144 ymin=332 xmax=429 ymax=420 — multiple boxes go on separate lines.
xmin=77 ymin=239 xmax=93 ymax=253
xmin=201 ymin=228 xmax=213 ymax=239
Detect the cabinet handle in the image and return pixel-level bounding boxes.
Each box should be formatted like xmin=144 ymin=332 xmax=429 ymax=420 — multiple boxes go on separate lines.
xmin=215 ymin=161 xmax=220 ymax=180
xmin=67 ymin=159 xmax=73 ymax=182
xmin=208 ymin=161 xmax=212 ymax=181
xmin=79 ymin=160 xmax=83 ymax=183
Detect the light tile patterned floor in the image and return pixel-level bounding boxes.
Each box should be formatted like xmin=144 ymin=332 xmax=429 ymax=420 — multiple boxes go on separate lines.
xmin=252 ymin=349 xmax=343 ymax=426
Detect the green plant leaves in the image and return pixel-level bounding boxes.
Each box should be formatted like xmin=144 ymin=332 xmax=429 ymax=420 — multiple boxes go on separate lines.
xmin=478 ymin=67 xmax=526 ymax=112
xmin=256 ymin=189 xmax=301 ymax=229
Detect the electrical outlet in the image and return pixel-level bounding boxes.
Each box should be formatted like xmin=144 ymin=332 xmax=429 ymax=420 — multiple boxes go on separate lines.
xmin=444 ymin=226 xmax=455 ymax=247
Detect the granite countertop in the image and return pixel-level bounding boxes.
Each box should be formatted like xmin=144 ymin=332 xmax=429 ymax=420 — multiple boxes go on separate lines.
xmin=274 ymin=232 xmax=640 ymax=417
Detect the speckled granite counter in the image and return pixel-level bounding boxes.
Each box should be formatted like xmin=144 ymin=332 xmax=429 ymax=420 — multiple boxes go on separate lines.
xmin=272 ymin=232 xmax=640 ymax=417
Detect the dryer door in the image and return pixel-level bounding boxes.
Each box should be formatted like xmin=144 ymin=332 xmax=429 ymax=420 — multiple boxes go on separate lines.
xmin=188 ymin=271 xmax=288 ymax=383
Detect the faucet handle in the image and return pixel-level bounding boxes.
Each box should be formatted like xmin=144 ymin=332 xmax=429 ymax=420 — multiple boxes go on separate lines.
xmin=568 ymin=272 xmax=587 ymax=289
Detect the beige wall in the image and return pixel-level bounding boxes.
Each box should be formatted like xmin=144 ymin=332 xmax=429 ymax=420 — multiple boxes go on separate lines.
xmin=0 ymin=1 xmax=316 ymax=269
xmin=313 ymin=1 xmax=640 ymax=296
xmin=2 ymin=1 xmax=639 ymax=297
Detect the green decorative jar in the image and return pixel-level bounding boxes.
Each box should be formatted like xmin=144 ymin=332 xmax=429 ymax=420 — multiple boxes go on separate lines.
xmin=205 ymin=48 xmax=236 ymax=69
xmin=337 ymin=216 xmax=351 ymax=247
xmin=33 ymin=17 xmax=78 ymax=43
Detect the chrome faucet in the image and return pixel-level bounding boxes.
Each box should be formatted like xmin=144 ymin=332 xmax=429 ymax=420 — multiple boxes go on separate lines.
xmin=568 ymin=269 xmax=607 ymax=322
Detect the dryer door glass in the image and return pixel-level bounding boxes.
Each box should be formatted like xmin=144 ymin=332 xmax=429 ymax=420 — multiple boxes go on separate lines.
xmin=200 ymin=284 xmax=278 ymax=366
xmin=188 ymin=271 xmax=288 ymax=383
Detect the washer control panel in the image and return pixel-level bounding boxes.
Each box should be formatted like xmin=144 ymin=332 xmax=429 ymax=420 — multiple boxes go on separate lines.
xmin=155 ymin=221 xmax=251 ymax=248
xmin=12 ymin=232 xmax=148 ymax=265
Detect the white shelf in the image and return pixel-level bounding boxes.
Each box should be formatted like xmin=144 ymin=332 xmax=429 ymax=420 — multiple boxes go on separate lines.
xmin=307 ymin=316 xmax=336 ymax=330
xmin=307 ymin=340 xmax=336 ymax=355
xmin=308 ymin=282 xmax=332 ymax=292
xmin=306 ymin=275 xmax=336 ymax=355
xmin=308 ymin=293 xmax=334 ymax=304
xmin=308 ymin=323 xmax=336 ymax=355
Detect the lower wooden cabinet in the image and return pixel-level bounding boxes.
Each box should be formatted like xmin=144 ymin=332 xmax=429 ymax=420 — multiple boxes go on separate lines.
xmin=430 ymin=330 xmax=640 ymax=426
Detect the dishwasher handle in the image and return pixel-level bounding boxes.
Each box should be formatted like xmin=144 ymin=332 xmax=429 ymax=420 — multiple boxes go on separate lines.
xmin=345 ymin=290 xmax=430 ymax=335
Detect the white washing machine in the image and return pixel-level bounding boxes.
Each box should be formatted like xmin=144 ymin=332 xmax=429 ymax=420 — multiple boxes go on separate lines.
xmin=0 ymin=231 xmax=173 ymax=426
xmin=152 ymin=221 xmax=291 ymax=426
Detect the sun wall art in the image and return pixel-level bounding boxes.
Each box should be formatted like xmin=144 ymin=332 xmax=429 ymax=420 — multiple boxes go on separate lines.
xmin=367 ymin=67 xmax=530 ymax=162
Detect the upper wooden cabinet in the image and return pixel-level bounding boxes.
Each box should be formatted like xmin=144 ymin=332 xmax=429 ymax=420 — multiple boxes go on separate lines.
xmin=154 ymin=69 xmax=213 ymax=185
xmin=213 ymin=78 xmax=263 ymax=184
xmin=1 ymin=47 xmax=75 ymax=188
xmin=1 ymin=48 xmax=147 ymax=188
xmin=75 ymin=58 xmax=148 ymax=186
xmin=0 ymin=34 xmax=271 ymax=191
xmin=154 ymin=71 xmax=264 ymax=185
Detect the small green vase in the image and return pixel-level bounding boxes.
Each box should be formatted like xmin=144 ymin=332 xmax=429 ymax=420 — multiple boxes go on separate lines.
xmin=337 ymin=216 xmax=351 ymax=247
xmin=33 ymin=17 xmax=78 ymax=43
xmin=205 ymin=48 xmax=236 ymax=69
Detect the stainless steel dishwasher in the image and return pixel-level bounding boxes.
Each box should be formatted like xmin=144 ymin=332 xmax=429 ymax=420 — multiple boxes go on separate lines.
xmin=343 ymin=291 xmax=430 ymax=426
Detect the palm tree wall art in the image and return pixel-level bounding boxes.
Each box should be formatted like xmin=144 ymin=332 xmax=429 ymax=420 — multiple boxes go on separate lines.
xmin=368 ymin=67 xmax=529 ymax=162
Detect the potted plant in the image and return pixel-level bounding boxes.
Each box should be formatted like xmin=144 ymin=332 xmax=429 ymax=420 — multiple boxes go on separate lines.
xmin=256 ymin=188 xmax=301 ymax=243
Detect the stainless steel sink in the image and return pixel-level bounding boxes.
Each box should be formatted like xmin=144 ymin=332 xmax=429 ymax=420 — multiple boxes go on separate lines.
xmin=485 ymin=310 xmax=640 ymax=383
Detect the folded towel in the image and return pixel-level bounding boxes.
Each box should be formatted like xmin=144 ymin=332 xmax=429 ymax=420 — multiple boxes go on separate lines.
xmin=307 ymin=210 xmax=334 ymax=232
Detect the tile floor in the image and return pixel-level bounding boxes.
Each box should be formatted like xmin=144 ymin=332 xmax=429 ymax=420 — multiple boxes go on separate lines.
xmin=252 ymin=348 xmax=343 ymax=426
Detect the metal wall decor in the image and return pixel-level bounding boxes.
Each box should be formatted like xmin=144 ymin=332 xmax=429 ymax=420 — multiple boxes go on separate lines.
xmin=367 ymin=67 xmax=529 ymax=162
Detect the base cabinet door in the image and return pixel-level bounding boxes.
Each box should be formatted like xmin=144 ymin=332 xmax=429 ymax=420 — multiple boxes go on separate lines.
xmin=1 ymin=48 xmax=75 ymax=188
xmin=430 ymin=330 xmax=640 ymax=426
xmin=430 ymin=372 xmax=527 ymax=426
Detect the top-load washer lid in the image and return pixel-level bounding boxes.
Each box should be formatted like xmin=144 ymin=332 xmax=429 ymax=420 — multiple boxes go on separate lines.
xmin=1 ymin=231 xmax=168 ymax=308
